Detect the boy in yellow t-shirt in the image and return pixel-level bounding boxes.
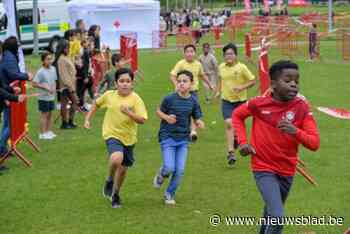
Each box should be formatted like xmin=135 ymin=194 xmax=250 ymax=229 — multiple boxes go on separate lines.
xmin=84 ymin=68 xmax=148 ymax=208
xmin=216 ymin=43 xmax=256 ymax=166
xmin=170 ymin=44 xmax=213 ymax=142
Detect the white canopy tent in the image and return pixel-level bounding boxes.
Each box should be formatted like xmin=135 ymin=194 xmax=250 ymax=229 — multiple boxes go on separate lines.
xmin=67 ymin=0 xmax=160 ymax=49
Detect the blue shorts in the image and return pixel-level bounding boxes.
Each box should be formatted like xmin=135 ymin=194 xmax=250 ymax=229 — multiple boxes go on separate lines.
xmin=221 ymin=99 xmax=246 ymax=120
xmin=38 ymin=100 xmax=55 ymax=113
xmin=105 ymin=138 xmax=135 ymax=167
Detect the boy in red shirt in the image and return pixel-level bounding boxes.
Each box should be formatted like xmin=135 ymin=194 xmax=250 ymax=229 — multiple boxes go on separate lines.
xmin=232 ymin=60 xmax=320 ymax=234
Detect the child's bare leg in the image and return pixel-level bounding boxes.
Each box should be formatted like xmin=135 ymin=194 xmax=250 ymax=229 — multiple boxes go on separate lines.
xmin=46 ymin=111 xmax=53 ymax=133
xmin=224 ymin=118 xmax=234 ymax=153
xmin=109 ymin=152 xmax=125 ymax=192
xmin=115 ymin=166 xmax=128 ymax=192
xmin=40 ymin=112 xmax=47 ymax=134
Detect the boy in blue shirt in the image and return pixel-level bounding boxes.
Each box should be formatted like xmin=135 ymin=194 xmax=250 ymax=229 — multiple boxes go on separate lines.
xmin=153 ymin=70 xmax=205 ymax=205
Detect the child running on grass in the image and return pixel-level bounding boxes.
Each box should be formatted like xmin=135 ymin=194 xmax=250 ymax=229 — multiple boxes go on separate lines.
xmin=84 ymin=68 xmax=148 ymax=208
xmin=232 ymin=60 xmax=320 ymax=234
xmin=217 ymin=43 xmax=256 ymax=166
xmin=153 ymin=70 xmax=204 ymax=205
xmin=32 ymin=51 xmax=57 ymax=140
xmin=198 ymin=43 xmax=218 ymax=103
xmin=170 ymin=44 xmax=213 ymax=142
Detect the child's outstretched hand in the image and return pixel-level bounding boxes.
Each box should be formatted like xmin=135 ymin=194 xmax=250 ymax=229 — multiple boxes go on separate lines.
xmin=195 ymin=119 xmax=205 ymax=129
xmin=277 ymin=119 xmax=297 ymax=135
xmin=166 ymin=114 xmax=177 ymax=124
xmin=239 ymin=144 xmax=256 ymax=156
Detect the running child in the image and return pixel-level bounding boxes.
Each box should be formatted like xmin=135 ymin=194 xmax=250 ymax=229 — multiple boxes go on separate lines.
xmin=84 ymin=68 xmax=148 ymax=208
xmin=232 ymin=60 xmax=320 ymax=234
xmin=199 ymin=43 xmax=218 ymax=103
xmin=170 ymin=44 xmax=213 ymax=142
xmin=217 ymin=43 xmax=256 ymax=166
xmin=153 ymin=70 xmax=204 ymax=205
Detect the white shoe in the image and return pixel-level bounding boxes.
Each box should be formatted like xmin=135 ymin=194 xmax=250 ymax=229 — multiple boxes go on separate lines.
xmin=84 ymin=103 xmax=92 ymax=111
xmin=39 ymin=133 xmax=54 ymax=140
xmin=153 ymin=174 xmax=164 ymax=189
xmin=164 ymin=193 xmax=176 ymax=205
xmin=165 ymin=198 xmax=176 ymax=205
xmin=46 ymin=131 xmax=57 ymax=138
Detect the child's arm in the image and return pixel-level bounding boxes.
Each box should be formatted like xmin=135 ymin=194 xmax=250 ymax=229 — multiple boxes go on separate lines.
xmin=84 ymin=102 xmax=98 ymax=129
xmin=232 ymin=103 xmax=256 ymax=156
xmin=200 ymin=73 xmax=214 ymax=90
xmin=233 ymin=65 xmax=256 ymax=93
xmin=277 ymin=114 xmax=320 ymax=151
xmin=193 ymin=119 xmax=205 ymax=129
xmin=170 ymin=73 xmax=177 ymax=87
xmin=120 ymin=105 xmax=146 ymax=124
xmin=156 ymin=107 xmax=176 ymax=124
xmin=32 ymin=81 xmax=53 ymax=93
xmin=232 ymin=80 xmax=256 ymax=93
xmin=214 ymin=75 xmax=222 ymax=98
xmin=170 ymin=62 xmax=181 ymax=87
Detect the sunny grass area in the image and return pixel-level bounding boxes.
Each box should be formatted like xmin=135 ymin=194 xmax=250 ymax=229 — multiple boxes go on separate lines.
xmin=0 ymin=36 xmax=349 ymax=234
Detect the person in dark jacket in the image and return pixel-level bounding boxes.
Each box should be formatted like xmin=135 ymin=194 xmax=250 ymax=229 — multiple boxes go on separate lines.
xmin=0 ymin=36 xmax=32 ymax=156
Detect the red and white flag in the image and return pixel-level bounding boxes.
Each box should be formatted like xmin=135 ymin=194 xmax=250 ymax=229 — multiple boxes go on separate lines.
xmin=317 ymin=107 xmax=350 ymax=119
xmin=258 ymin=38 xmax=270 ymax=95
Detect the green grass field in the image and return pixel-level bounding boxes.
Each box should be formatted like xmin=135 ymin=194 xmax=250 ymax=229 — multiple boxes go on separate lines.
xmin=1 ymin=19 xmax=350 ymax=234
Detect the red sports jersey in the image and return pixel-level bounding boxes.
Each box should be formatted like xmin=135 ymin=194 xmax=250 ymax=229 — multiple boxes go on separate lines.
xmin=232 ymin=94 xmax=320 ymax=176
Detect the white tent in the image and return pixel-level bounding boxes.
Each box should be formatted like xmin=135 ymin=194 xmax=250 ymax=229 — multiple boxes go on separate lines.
xmin=68 ymin=0 xmax=160 ymax=49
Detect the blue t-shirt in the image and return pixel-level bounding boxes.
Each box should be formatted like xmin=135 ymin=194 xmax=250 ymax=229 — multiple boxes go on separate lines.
xmin=158 ymin=92 xmax=202 ymax=142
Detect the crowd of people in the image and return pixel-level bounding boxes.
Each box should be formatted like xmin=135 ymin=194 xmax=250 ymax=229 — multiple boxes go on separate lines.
xmin=160 ymin=7 xmax=232 ymax=34
xmin=0 ymin=16 xmax=321 ymax=234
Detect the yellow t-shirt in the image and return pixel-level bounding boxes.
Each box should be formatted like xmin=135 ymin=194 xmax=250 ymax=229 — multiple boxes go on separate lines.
xmin=96 ymin=91 xmax=148 ymax=146
xmin=69 ymin=39 xmax=81 ymax=60
xmin=219 ymin=62 xmax=255 ymax=102
xmin=170 ymin=59 xmax=204 ymax=91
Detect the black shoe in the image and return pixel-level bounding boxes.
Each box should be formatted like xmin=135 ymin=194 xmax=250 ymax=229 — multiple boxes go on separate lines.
xmin=103 ymin=180 xmax=114 ymax=199
xmin=68 ymin=120 xmax=77 ymax=129
xmin=111 ymin=191 xmax=122 ymax=208
xmin=0 ymin=165 xmax=9 ymax=171
xmin=60 ymin=122 xmax=73 ymax=129
xmin=190 ymin=133 xmax=198 ymax=143
xmin=227 ymin=151 xmax=237 ymax=166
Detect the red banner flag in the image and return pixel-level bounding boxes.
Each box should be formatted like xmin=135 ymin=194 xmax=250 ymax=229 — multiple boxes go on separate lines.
xmin=120 ymin=33 xmax=138 ymax=73
xmin=10 ymin=81 xmax=27 ymax=145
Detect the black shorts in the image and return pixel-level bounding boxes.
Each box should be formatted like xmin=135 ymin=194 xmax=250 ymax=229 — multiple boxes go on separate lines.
xmin=221 ymin=99 xmax=246 ymax=120
xmin=38 ymin=100 xmax=55 ymax=113
xmin=105 ymin=138 xmax=135 ymax=167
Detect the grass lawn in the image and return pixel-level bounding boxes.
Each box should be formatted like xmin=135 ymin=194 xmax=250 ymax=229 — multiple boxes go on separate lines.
xmin=1 ymin=13 xmax=350 ymax=234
